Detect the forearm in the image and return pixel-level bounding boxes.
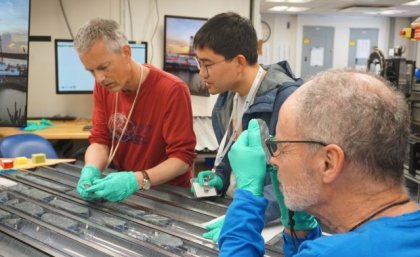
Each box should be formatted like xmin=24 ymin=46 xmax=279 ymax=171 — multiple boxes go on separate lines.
xmin=84 ymin=143 xmax=110 ymax=171
xmin=134 ymin=157 xmax=188 ymax=187
xmin=219 ymin=189 xmax=267 ymax=257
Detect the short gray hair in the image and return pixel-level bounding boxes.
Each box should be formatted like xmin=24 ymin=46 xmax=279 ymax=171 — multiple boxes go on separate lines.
xmin=294 ymin=69 xmax=410 ymax=184
xmin=74 ymin=18 xmax=128 ymax=53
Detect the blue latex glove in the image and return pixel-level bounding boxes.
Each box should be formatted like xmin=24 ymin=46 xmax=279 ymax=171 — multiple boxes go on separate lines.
xmin=196 ymin=170 xmax=223 ymax=190
xmin=85 ymin=172 xmax=139 ymax=202
xmin=269 ymin=166 xmax=318 ymax=230
xmin=77 ymin=166 xmax=102 ymax=200
xmin=203 ymin=217 xmax=224 ymax=243
xmin=228 ymin=119 xmax=266 ymax=197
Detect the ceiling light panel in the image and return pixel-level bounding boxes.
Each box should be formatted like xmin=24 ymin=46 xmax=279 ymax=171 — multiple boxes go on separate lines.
xmin=286 ymin=7 xmax=310 ymax=12
xmin=268 ymin=6 xmax=289 ymax=11
xmin=266 ymin=0 xmax=312 ymax=3
xmin=380 ymin=9 xmax=407 ymax=15
xmin=403 ymin=0 xmax=420 ymax=6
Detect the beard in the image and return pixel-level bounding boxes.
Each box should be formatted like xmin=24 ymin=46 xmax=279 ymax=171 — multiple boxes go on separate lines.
xmin=280 ymin=165 xmax=320 ymax=211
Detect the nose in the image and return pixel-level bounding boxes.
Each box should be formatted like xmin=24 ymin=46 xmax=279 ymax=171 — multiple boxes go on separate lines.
xmin=269 ymin=156 xmax=276 ymax=166
xmin=198 ymin=67 xmax=208 ymax=78
xmin=93 ymin=70 xmax=106 ymax=84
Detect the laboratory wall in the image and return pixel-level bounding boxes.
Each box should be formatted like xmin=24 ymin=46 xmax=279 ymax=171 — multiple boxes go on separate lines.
xmin=261 ymin=14 xmax=390 ymax=76
xmin=389 ymin=18 xmax=417 ymax=61
xmin=261 ymin=14 xmax=420 ymax=78
xmin=28 ymin=0 xmax=250 ymax=119
xmin=29 ymin=0 xmax=420 ymax=119
xmin=260 ymin=14 xmax=298 ymax=70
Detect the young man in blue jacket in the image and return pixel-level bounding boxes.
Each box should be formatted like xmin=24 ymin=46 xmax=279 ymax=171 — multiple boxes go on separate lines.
xmin=220 ymin=69 xmax=420 ymax=256
xmin=192 ymin=12 xmax=310 ymax=242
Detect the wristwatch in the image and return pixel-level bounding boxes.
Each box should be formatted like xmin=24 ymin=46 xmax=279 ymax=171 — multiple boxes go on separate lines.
xmin=139 ymin=170 xmax=151 ymax=190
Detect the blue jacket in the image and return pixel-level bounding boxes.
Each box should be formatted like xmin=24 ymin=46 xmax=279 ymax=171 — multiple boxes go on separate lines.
xmin=212 ymin=61 xmax=303 ymax=197
xmin=219 ymin=189 xmax=420 ymax=257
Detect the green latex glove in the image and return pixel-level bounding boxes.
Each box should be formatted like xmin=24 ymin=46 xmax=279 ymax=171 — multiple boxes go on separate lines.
xmin=203 ymin=217 xmax=224 ymax=243
xmin=22 ymin=122 xmax=46 ymax=131
xmin=269 ymin=166 xmax=318 ymax=230
xmin=196 ymin=170 xmax=223 ymax=191
xmin=22 ymin=119 xmax=53 ymax=131
xmin=40 ymin=118 xmax=54 ymax=126
xmin=77 ymin=165 xmax=102 ymax=200
xmin=228 ymin=119 xmax=266 ymax=197
xmin=85 ymin=171 xmax=139 ymax=202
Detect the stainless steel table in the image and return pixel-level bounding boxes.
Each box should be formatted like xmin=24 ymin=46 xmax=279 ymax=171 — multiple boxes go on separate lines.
xmin=0 ymin=162 xmax=283 ymax=256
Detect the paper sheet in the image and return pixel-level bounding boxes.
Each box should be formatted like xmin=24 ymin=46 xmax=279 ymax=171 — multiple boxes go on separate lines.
xmin=310 ymin=47 xmax=324 ymax=67
xmin=201 ymin=215 xmax=284 ymax=243
xmin=356 ymin=39 xmax=370 ymax=59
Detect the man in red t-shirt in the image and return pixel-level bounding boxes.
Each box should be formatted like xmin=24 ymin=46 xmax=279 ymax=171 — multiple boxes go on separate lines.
xmin=73 ymin=18 xmax=196 ymax=202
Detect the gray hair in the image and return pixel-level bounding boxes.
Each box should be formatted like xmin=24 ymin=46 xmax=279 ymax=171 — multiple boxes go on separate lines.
xmin=74 ymin=18 xmax=128 ymax=53
xmin=294 ymin=69 xmax=410 ymax=184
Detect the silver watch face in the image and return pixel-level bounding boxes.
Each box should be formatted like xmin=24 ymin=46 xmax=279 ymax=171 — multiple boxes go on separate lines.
xmin=143 ymin=179 xmax=151 ymax=190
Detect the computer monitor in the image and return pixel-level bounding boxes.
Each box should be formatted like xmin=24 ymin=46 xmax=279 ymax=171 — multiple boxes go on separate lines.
xmin=163 ymin=15 xmax=208 ymax=97
xmin=55 ymin=39 xmax=148 ymax=94
xmin=0 ymin=0 xmax=30 ymax=127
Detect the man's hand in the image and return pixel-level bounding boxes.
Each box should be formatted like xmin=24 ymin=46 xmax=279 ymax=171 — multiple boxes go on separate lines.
xmin=85 ymin=172 xmax=139 ymax=202
xmin=228 ymin=119 xmax=267 ymax=197
xmin=203 ymin=217 xmax=224 ymax=243
xmin=191 ymin=170 xmax=223 ymax=192
xmin=77 ymin=165 xmax=102 ymax=200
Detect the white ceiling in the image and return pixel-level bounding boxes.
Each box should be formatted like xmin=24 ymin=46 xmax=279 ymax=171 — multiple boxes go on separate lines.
xmin=260 ymin=0 xmax=420 ymax=18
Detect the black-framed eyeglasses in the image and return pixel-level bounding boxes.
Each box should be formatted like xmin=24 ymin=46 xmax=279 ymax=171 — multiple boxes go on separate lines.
xmin=195 ymin=57 xmax=230 ymax=75
xmin=264 ymin=137 xmax=327 ymax=157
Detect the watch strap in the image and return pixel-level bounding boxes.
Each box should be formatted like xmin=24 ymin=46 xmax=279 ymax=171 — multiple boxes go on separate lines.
xmin=140 ymin=170 xmax=150 ymax=180
xmin=139 ymin=170 xmax=151 ymax=190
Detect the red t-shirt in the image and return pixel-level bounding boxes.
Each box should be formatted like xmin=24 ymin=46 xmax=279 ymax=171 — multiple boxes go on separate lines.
xmin=89 ymin=64 xmax=196 ymax=187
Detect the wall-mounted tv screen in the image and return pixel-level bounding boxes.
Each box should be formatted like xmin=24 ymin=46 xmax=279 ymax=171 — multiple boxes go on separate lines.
xmin=163 ymin=15 xmax=208 ymax=97
xmin=0 ymin=0 xmax=30 ymax=127
xmin=55 ymin=39 xmax=148 ymax=94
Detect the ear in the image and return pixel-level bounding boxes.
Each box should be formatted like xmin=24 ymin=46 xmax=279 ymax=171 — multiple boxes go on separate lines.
xmin=122 ymin=44 xmax=131 ymax=59
xmin=319 ymin=144 xmax=345 ymax=184
xmin=235 ymin=54 xmax=248 ymax=67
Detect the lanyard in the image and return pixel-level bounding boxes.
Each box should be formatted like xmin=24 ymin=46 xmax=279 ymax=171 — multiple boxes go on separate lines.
xmin=107 ymin=65 xmax=144 ymax=168
xmin=213 ymin=66 xmax=264 ymax=170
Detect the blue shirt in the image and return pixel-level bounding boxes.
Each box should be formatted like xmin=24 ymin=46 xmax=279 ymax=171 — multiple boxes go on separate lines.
xmin=219 ymin=189 xmax=420 ymax=257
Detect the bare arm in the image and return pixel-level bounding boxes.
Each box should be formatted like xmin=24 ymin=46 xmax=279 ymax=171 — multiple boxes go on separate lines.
xmin=84 ymin=143 xmax=110 ymax=171
xmin=134 ymin=157 xmax=189 ymax=188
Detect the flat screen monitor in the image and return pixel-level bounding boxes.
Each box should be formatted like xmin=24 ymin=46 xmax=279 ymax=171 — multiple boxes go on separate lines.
xmin=163 ymin=15 xmax=209 ymax=97
xmin=55 ymin=39 xmax=148 ymax=94
xmin=0 ymin=0 xmax=30 ymax=127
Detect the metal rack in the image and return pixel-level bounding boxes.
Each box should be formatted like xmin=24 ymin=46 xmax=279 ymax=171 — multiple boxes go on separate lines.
xmin=0 ymin=162 xmax=283 ymax=256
